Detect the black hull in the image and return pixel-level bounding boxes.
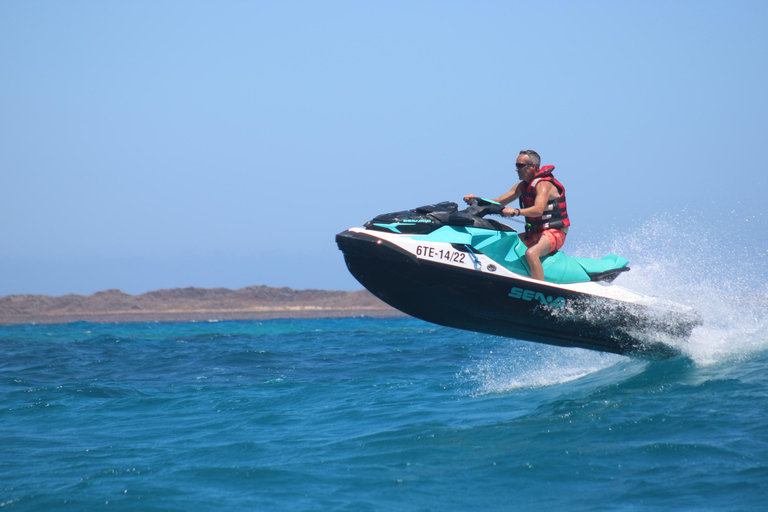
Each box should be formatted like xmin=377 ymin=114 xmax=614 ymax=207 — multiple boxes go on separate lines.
xmin=337 ymin=230 xmax=696 ymax=358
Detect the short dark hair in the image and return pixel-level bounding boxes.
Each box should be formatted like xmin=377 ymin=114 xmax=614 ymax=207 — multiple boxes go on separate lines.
xmin=519 ymin=150 xmax=541 ymax=168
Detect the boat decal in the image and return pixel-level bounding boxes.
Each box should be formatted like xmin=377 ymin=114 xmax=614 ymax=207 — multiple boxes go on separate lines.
xmin=416 ymin=245 xmax=467 ymax=264
xmin=508 ymin=286 xmax=566 ymax=308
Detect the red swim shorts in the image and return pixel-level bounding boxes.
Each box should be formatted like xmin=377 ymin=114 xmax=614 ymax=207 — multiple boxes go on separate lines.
xmin=521 ymin=229 xmax=567 ymax=254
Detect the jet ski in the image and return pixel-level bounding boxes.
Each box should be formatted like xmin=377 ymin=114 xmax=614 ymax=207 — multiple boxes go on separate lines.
xmin=336 ymin=198 xmax=701 ymax=358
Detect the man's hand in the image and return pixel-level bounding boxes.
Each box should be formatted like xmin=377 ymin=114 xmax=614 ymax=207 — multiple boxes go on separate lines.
xmin=502 ymin=207 xmax=519 ymax=217
xmin=463 ymin=193 xmax=476 ymax=203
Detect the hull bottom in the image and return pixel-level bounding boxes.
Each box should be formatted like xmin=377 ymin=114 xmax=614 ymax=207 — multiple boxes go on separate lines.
xmin=337 ymin=231 xmax=696 ymax=358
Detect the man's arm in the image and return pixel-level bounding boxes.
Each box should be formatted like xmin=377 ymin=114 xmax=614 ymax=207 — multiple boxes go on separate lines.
xmin=463 ymin=182 xmax=522 ymax=206
xmin=492 ymin=182 xmax=523 ymax=206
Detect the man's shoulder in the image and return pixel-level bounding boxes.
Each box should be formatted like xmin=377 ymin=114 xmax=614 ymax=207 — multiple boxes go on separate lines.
xmin=532 ymin=178 xmax=555 ymax=189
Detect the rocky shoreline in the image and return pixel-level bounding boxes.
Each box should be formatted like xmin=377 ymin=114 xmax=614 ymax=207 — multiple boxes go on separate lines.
xmin=0 ymin=286 xmax=404 ymax=325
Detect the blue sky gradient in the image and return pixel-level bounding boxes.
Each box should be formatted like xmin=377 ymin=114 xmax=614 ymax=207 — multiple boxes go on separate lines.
xmin=2 ymin=1 xmax=766 ymax=295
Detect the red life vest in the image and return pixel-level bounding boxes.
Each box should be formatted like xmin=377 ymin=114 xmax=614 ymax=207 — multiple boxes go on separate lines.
xmin=519 ymin=165 xmax=570 ymax=234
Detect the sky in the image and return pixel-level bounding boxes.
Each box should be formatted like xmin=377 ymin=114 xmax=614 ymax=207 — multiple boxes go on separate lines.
xmin=1 ymin=1 xmax=767 ymax=296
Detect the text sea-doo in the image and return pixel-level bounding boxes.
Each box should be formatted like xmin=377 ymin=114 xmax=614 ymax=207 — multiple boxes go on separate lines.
xmin=336 ymin=198 xmax=700 ymax=358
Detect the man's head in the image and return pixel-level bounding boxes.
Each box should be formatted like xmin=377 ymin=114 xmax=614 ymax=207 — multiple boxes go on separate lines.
xmin=515 ymin=150 xmax=541 ymax=182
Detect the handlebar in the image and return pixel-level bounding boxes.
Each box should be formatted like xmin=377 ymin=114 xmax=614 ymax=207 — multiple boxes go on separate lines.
xmin=462 ymin=197 xmax=504 ymax=218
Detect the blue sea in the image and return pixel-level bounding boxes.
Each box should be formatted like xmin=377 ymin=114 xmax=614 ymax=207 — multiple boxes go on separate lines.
xmin=2 ymin=309 xmax=767 ymax=511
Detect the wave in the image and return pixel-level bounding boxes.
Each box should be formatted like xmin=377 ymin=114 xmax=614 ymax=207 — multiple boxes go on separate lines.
xmin=463 ymin=341 xmax=631 ymax=395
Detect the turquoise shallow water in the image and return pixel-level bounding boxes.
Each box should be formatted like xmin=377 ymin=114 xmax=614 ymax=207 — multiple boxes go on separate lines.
xmin=2 ymin=316 xmax=767 ymax=511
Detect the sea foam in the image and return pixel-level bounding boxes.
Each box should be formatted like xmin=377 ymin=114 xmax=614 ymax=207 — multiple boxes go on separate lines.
xmin=575 ymin=210 xmax=768 ymax=366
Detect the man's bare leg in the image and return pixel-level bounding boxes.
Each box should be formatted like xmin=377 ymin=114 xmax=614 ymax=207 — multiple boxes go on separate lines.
xmin=525 ymin=236 xmax=552 ymax=281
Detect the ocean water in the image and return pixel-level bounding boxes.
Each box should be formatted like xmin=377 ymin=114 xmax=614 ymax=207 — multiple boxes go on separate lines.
xmin=3 ymin=213 xmax=768 ymax=511
xmin=2 ymin=312 xmax=767 ymax=511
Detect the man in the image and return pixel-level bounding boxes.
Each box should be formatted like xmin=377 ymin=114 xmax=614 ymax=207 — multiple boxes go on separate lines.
xmin=464 ymin=150 xmax=569 ymax=281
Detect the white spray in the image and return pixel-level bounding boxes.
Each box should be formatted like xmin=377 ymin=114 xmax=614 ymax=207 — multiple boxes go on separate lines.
xmin=467 ymin=209 xmax=768 ymax=393
xmin=576 ymin=211 xmax=768 ymax=365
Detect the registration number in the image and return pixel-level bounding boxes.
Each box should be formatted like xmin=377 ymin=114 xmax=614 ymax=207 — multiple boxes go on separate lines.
xmin=416 ymin=245 xmax=466 ymax=263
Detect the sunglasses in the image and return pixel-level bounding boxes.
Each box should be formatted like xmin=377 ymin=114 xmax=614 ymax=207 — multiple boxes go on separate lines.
xmin=515 ymin=163 xmax=531 ymax=169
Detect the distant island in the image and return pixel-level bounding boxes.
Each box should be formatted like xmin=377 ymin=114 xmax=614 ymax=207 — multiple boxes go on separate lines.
xmin=0 ymin=286 xmax=404 ymax=325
